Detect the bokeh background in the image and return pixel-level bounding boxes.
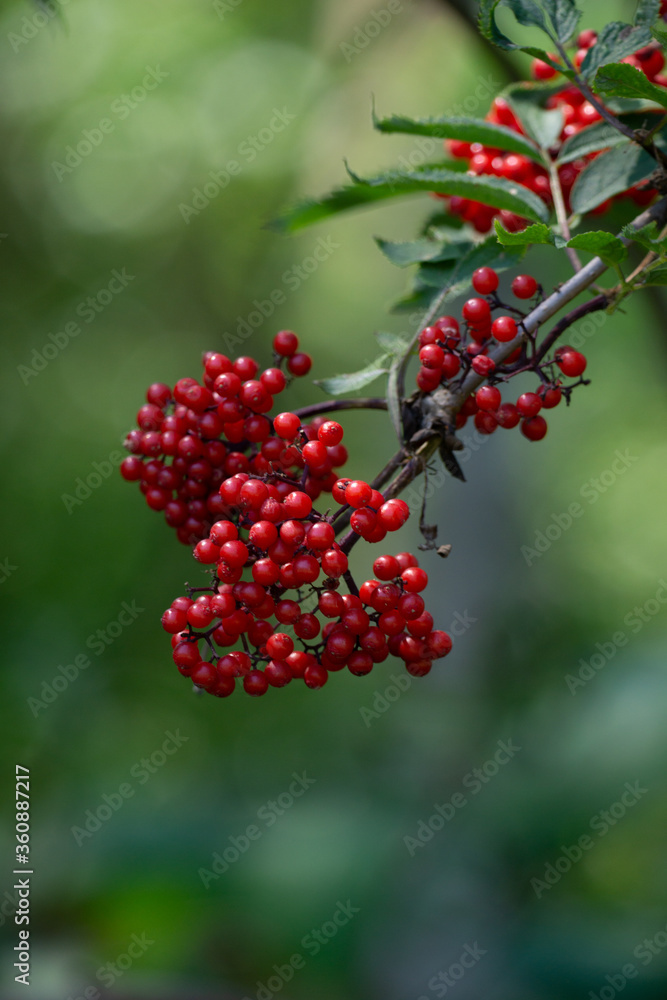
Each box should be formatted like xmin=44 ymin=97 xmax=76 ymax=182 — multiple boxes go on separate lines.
xmin=2 ymin=0 xmax=667 ymax=997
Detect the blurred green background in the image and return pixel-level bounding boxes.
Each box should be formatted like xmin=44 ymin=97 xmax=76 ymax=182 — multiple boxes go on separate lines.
xmin=2 ymin=0 xmax=667 ymax=997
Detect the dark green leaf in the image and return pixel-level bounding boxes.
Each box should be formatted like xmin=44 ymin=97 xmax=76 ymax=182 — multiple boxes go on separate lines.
xmin=314 ymin=356 xmax=390 ymax=395
xmin=499 ymin=0 xmax=548 ymax=33
xmin=580 ymin=22 xmax=653 ymax=78
xmin=651 ymin=24 xmax=667 ymax=46
xmin=542 ymin=0 xmax=581 ymax=44
xmin=375 ymin=236 xmax=473 ymax=267
xmin=342 ymin=164 xmax=550 ymax=221
xmin=567 ymin=231 xmax=628 ymax=264
xmin=570 ymin=142 xmax=657 ymax=214
xmin=593 ymin=61 xmax=667 ymax=109
xmin=635 ymin=0 xmax=660 ymax=26
xmin=477 ymin=0 xmax=574 ymax=77
xmin=621 ymin=219 xmax=662 ymax=249
xmin=478 ymin=0 xmax=517 ymax=49
xmin=372 ymin=111 xmax=543 ymax=161
xmin=503 ymin=83 xmax=565 ymax=148
xmin=494 ymin=219 xmax=563 ymax=245
xmin=557 ymin=111 xmax=665 ymax=164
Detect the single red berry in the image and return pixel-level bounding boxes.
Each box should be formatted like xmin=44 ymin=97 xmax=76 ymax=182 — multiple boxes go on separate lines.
xmin=321 ymin=547 xmax=348 ymax=577
xmin=377 ymin=499 xmax=410 ymax=531
xmin=304 ymin=663 xmax=328 ymax=689
xmin=577 ymin=28 xmax=597 ymax=49
xmin=495 ymin=403 xmax=520 ymax=429
xmin=345 ymin=480 xmax=372 ymax=508
xmin=288 ymin=353 xmax=312 ymax=377
xmin=475 ymin=385 xmax=501 ymax=411
xmin=306 ymin=521 xmax=335 ymax=550
xmin=539 ymin=385 xmax=562 ymax=408
xmin=532 ymin=56 xmax=558 ymax=80
xmin=303 ymin=440 xmax=329 ymax=468
xmin=491 ymin=315 xmax=518 ymax=342
xmin=282 ymin=490 xmax=312 ymax=518
xmin=511 ymin=274 xmax=538 ymax=299
xmin=556 ymin=348 xmax=587 ymax=377
xmin=400 ymin=566 xmax=428 ymax=593
xmin=472 ymin=266 xmax=499 ymax=295
xmin=462 ymin=297 xmax=492 ymax=325
xmin=373 ymin=554 xmax=400 ymax=581
xmin=516 ymin=392 xmax=542 ymax=418
xmin=243 ymin=671 xmax=269 ymax=696
xmin=419 ymin=344 xmax=445 ymax=370
xmin=317 ymin=421 xmax=344 ymax=446
xmin=472 ymin=355 xmax=496 ymax=377
xmin=521 ymin=415 xmax=548 ymax=441
xmin=273 ymin=330 xmax=299 ymax=356
xmin=474 ymin=410 xmax=498 ymax=435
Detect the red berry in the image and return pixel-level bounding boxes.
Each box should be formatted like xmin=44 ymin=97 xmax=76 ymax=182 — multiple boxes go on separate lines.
xmin=539 ymin=385 xmax=562 ymax=409
xmin=491 ymin=315 xmax=518 ymax=342
xmin=317 ymin=421 xmax=343 ymax=446
xmin=516 ymin=392 xmax=542 ymax=418
xmin=471 ymin=355 xmax=495 ymax=377
xmin=287 ymin=352 xmax=312 ymax=377
xmin=462 ymin=297 xmax=491 ymax=326
xmin=472 ymin=266 xmax=499 ymax=295
xmin=345 ymin=480 xmax=372 ymax=508
xmin=304 ymin=663 xmax=328 ymax=689
xmin=243 ymin=671 xmax=269 ymax=696
xmin=401 ymin=566 xmax=428 ymax=592
xmin=475 ymin=385 xmax=501 ymax=411
xmin=419 ymin=344 xmax=445 ymax=370
xmin=495 ymin=403 xmax=520 ymax=429
xmin=273 ymin=411 xmax=301 ymax=439
xmin=377 ymin=499 xmax=409 ymax=531
xmin=556 ymin=348 xmax=587 ymax=377
xmin=511 ymin=274 xmax=537 ymax=299
xmin=265 ymin=660 xmax=292 ymax=687
xmin=474 ymin=410 xmax=498 ymax=435
xmin=273 ymin=330 xmax=299 ymax=356
xmin=521 ymin=415 xmax=548 ymax=441
xmin=373 ymin=554 xmax=400 ymax=581
xmin=282 ymin=490 xmax=312 ymax=518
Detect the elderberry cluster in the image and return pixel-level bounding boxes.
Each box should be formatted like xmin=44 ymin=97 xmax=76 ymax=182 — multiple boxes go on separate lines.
xmin=121 ymin=332 xmax=452 ymax=699
xmin=414 ymin=266 xmax=587 ymax=441
xmin=440 ymin=29 xmax=666 ymax=233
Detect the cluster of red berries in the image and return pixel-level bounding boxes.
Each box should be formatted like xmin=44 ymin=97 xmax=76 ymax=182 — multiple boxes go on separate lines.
xmin=120 ymin=331 xmax=329 ymax=547
xmin=415 ymin=266 xmax=587 ymax=440
xmin=441 ymin=30 xmax=664 ymax=233
xmin=121 ymin=333 xmax=452 ymax=698
xmin=161 ymin=461 xmax=450 ymax=697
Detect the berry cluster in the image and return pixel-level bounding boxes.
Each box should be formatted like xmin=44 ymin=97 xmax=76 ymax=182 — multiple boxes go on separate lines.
xmin=441 ymin=30 xmax=664 ymax=233
xmin=121 ymin=333 xmax=452 ymax=698
xmin=162 ymin=463 xmax=450 ymax=697
xmin=415 ymin=266 xmax=587 ymax=440
xmin=120 ymin=331 xmax=322 ymax=547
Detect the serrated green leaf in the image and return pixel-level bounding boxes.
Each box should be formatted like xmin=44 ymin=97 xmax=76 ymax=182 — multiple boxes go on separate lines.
xmin=375 ymin=236 xmax=467 ymax=267
xmin=635 ymin=263 xmax=667 ymax=284
xmin=478 ymin=0 xmax=516 ymax=49
xmin=651 ymin=24 xmax=667 ymax=46
xmin=567 ymin=231 xmax=628 ymax=264
xmin=580 ymin=22 xmax=654 ymax=78
xmin=593 ymin=61 xmax=667 ymax=109
xmin=372 ymin=111 xmax=543 ymax=161
xmin=341 ymin=165 xmax=550 ymax=221
xmin=556 ymin=112 xmax=665 ymax=164
xmin=635 ymin=0 xmax=660 ymax=26
xmin=314 ymin=356 xmax=390 ymax=395
xmin=494 ymin=219 xmax=561 ymax=245
xmin=501 ymin=0 xmax=548 ymax=32
xmin=477 ymin=0 xmax=574 ymax=78
xmin=542 ymin=0 xmax=581 ymax=44
xmin=570 ymin=142 xmax=657 ymax=214
xmin=374 ymin=331 xmax=410 ymax=354
xmin=621 ymin=219 xmax=662 ymax=249
xmin=503 ymin=83 xmax=565 ymax=148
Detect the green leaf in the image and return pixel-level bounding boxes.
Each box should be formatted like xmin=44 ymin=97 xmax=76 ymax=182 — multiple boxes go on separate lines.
xmin=570 ymin=142 xmax=657 ymax=214
xmin=635 ymin=0 xmax=660 ymax=26
xmin=494 ymin=219 xmax=564 ymax=246
xmin=477 ymin=0 xmax=574 ymax=78
xmin=314 ymin=356 xmax=390 ymax=395
xmin=542 ymin=0 xmax=581 ymax=44
xmin=593 ymin=61 xmax=667 ymax=109
xmin=621 ymin=219 xmax=662 ymax=250
xmin=635 ymin=263 xmax=667 ymax=285
xmin=374 ymin=236 xmax=467 ymax=267
xmin=342 ymin=164 xmax=550 ymax=221
xmin=372 ymin=111 xmax=543 ymax=161
xmin=580 ymin=22 xmax=654 ymax=78
xmin=651 ymin=24 xmax=667 ymax=46
xmin=566 ymin=231 xmax=628 ymax=265
xmin=501 ymin=0 xmax=548 ymax=33
xmin=556 ymin=112 xmax=665 ymax=164
xmin=374 ymin=331 xmax=410 ymax=354
xmin=503 ymin=83 xmax=565 ymax=148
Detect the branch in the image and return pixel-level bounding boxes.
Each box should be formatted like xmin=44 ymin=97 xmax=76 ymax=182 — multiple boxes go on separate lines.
xmin=293 ymin=397 xmax=388 ymax=420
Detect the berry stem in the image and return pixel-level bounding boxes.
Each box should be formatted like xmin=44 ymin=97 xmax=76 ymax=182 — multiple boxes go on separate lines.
xmin=548 ymin=158 xmax=582 ymax=273
xmin=293 ymin=398 xmax=388 ymax=419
